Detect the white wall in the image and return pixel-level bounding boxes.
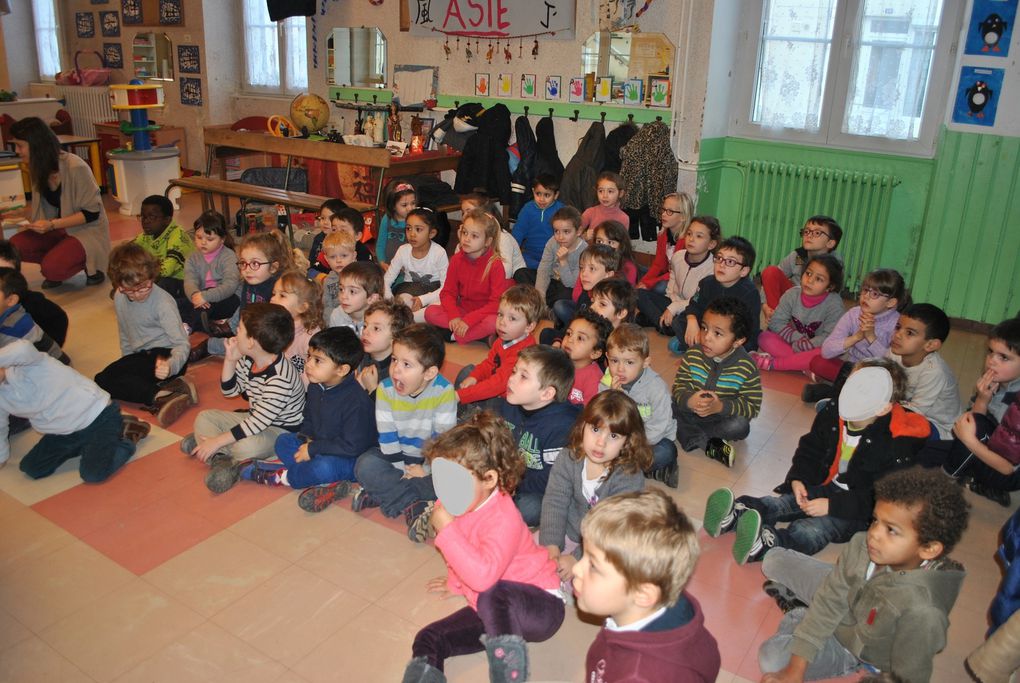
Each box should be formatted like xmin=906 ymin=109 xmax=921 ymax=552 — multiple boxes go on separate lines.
xmin=701 ymin=0 xmax=740 ymax=141
xmin=1 ymin=4 xmax=41 ymax=94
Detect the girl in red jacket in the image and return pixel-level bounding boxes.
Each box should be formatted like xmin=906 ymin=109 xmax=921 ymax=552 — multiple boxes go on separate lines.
xmin=401 ymin=412 xmax=565 ymax=683
xmin=638 ymin=191 xmax=693 ymax=294
xmin=424 ymin=209 xmax=509 ymax=343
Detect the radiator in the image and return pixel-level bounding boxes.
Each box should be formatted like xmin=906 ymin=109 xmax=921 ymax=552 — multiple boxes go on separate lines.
xmin=739 ymin=161 xmax=898 ymax=292
xmin=56 ymin=85 xmax=116 ymax=138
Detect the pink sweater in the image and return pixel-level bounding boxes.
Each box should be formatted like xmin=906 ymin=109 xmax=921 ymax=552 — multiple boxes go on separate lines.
xmin=435 ymin=490 xmax=560 ymax=609
xmin=581 ymin=205 xmax=630 ymax=233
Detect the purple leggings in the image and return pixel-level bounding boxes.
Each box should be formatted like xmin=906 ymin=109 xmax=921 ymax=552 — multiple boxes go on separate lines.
xmin=412 ymin=580 xmax=565 ymax=672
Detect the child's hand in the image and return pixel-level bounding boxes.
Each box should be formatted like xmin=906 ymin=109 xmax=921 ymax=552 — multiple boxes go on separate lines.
xmin=546 ymin=545 xmax=561 ymax=561
xmin=800 ymin=496 xmax=829 ymax=517
xmin=658 ymin=309 xmax=675 ymax=327
xmin=954 ymin=411 xmax=979 ymax=446
xmin=450 ymin=318 xmax=469 ymax=338
xmin=294 ymin=443 xmax=311 ymax=462
xmin=691 ymin=391 xmax=721 ymax=417
xmin=431 ymin=500 xmax=454 ymax=533
xmin=761 ymin=303 xmax=774 ymax=323
xmin=760 ymin=656 xmax=807 ymax=683
xmin=223 ymin=336 xmax=241 ymax=363
xmin=556 ymin=245 xmax=570 ymax=264
xmin=154 ymin=356 xmax=171 ymax=380
xmin=555 ymin=554 xmax=577 ymax=581
xmin=790 ymin=480 xmax=808 ymax=507
xmin=459 ymin=377 xmax=478 ymax=389
xmin=684 ymin=318 xmax=701 ymax=347
xmin=426 ymin=575 xmax=455 ymax=599
xmin=411 ymin=296 xmax=423 ymax=312
xmin=190 ymin=292 xmax=208 ymax=309
xmin=404 ymin=464 xmax=427 ymax=478
xmin=975 ymin=369 xmax=1000 ymax=402
xmin=192 ymin=434 xmax=229 ymax=463
xmin=356 ymin=364 xmax=379 ymax=394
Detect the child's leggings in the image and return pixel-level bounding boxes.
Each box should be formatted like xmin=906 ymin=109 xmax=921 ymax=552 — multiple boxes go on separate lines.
xmin=411 ymin=580 xmax=565 ymax=672
xmin=274 ymin=433 xmax=356 ymax=489
xmin=423 ymin=305 xmax=496 ymax=343
xmin=94 ymin=347 xmax=186 ymax=405
xmin=757 ymin=331 xmax=822 ymax=372
xmin=760 ymin=266 xmax=795 ymax=310
xmin=808 ymin=355 xmax=847 ymax=382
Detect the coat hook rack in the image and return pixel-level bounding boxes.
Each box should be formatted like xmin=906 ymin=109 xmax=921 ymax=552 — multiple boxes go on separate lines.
xmin=569 ymin=110 xmax=580 ymax=122
xmin=353 ymin=93 xmax=359 ymax=104
xmin=655 ymin=115 xmax=662 ymax=122
xmin=454 ymin=100 xmax=460 ymax=108
xmin=548 ymin=108 xmax=555 ymax=118
xmin=600 ymin=111 xmax=606 ymax=123
xmin=523 ymin=106 xmax=529 ymax=117
xmin=372 ymin=94 xmax=378 ymax=105
xmin=627 ymin=113 xmax=634 ymax=123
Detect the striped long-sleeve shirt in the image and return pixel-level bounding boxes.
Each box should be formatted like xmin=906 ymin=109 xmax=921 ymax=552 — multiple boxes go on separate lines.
xmin=672 ymin=347 xmax=762 ymax=420
xmin=222 ymin=354 xmax=305 ymax=441
xmin=376 ymin=374 xmax=457 ymax=466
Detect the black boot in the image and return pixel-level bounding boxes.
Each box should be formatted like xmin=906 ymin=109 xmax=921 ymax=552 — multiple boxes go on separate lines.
xmin=482 ymin=634 xmax=529 ymax=683
xmin=401 ymin=657 xmax=446 ymax=683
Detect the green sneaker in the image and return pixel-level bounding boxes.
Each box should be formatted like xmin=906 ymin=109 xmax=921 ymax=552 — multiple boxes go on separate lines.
xmin=703 ymin=488 xmax=735 ymax=537
xmin=733 ymin=510 xmax=777 ymax=565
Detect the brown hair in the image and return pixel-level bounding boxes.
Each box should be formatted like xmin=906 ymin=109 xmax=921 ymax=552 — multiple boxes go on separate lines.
xmin=590 ymin=278 xmax=638 ymax=323
xmin=238 ymin=231 xmax=291 ymax=275
xmin=393 ymin=323 xmax=445 ymax=370
xmin=365 ymin=299 xmax=414 ymax=336
xmin=551 ymin=206 xmax=582 ymax=230
xmin=424 ymin=410 xmax=524 ymax=494
xmin=193 ymin=210 xmax=235 ymax=249
xmin=579 ymin=244 xmax=621 ymax=274
xmin=596 ymin=170 xmax=625 ymax=193
xmin=581 ymin=489 xmax=699 ymax=607
xmin=606 ymin=323 xmax=649 ymax=358
xmin=501 ymin=284 xmax=545 ymax=325
xmin=339 ymin=261 xmax=386 ymax=299
xmin=594 ymin=220 xmax=635 ymax=268
xmin=568 ymin=391 xmax=652 ymax=474
xmin=275 ymin=271 xmax=324 ymax=331
xmin=516 ymin=345 xmax=574 ymax=402
xmin=240 ymin=302 xmax=295 ymax=354
xmin=109 ymin=243 xmax=159 ymax=288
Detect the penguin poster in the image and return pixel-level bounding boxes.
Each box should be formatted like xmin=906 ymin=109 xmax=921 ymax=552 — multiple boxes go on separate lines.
xmin=966 ymin=0 xmax=1016 ymax=57
xmin=952 ymin=66 xmax=1004 ymax=126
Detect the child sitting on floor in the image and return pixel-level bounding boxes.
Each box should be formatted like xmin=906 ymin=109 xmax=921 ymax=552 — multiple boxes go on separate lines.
xmin=93 ymin=244 xmax=195 ymax=428
xmin=400 ymin=411 xmax=565 ymax=683
xmin=181 ymin=210 xmax=239 ymax=337
xmin=581 ymin=171 xmax=630 ymax=242
xmin=461 ymin=192 xmax=526 ymax=282
xmin=758 ymin=466 xmax=968 ymax=683
xmin=672 ymin=296 xmax=761 ymax=468
xmin=239 ymin=327 xmax=377 ymax=513
xmin=184 ymin=303 xmax=305 ymax=494
xmin=562 ymin=309 xmax=613 ymax=406
xmin=600 ymin=324 xmax=679 ymax=486
xmin=383 ymin=207 xmax=448 ymax=323
xmin=356 ymin=299 xmax=414 ymax=396
xmin=270 ymin=272 xmax=323 ymax=384
xmin=636 ymin=192 xmax=693 ymax=294
xmin=307 ymin=198 xmax=347 ymax=279
xmin=573 ymin=489 xmax=721 ymax=683
xmin=328 ymin=261 xmax=385 ymax=334
xmin=0 ymin=268 xmax=69 ymax=364
xmin=534 ymin=206 xmax=587 ymax=307
xmin=320 ymin=231 xmax=359 ymax=322
xmin=540 ymin=390 xmax=651 ymax=581
xmin=456 ymin=285 xmax=541 ymax=412
xmin=512 ymin=174 xmax=566 ymax=276
xmin=592 ymin=219 xmax=638 ymax=285
xmin=540 ymin=244 xmax=620 ymax=345
xmin=132 ymin=194 xmax=194 ymax=302
xmin=376 ymin=181 xmax=416 ymax=266
xmin=0 ymin=239 xmax=68 ymax=346
xmin=760 ymin=215 xmax=843 ymax=321
xmin=703 ymin=359 xmax=930 ymax=565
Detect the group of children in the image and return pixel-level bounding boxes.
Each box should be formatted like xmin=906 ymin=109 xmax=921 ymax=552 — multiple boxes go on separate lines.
xmin=2 ymin=173 xmax=1020 ymax=683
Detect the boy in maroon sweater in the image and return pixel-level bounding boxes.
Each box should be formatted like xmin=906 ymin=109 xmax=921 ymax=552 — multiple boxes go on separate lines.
xmin=572 ymin=489 xmax=720 ymax=682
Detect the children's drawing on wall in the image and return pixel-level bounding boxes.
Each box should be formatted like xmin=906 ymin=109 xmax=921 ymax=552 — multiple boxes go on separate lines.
xmin=568 ymin=76 xmax=586 ymax=103
xmin=76 ymin=13 xmax=96 ymax=39
xmin=159 ymin=0 xmax=183 ymax=25
xmin=100 ymin=11 xmax=120 ymax=37
xmin=545 ymin=76 xmax=561 ymax=100
xmin=595 ymin=77 xmax=612 ymax=103
xmin=475 ymin=73 xmax=489 ymax=96
xmin=966 ymin=0 xmax=1016 ymax=57
xmin=121 ymin=0 xmax=142 ymax=25
xmin=103 ymin=43 xmax=124 ymax=69
xmin=600 ymin=0 xmax=656 ymax=30
xmin=953 ymin=66 xmax=1004 ymax=126
xmin=180 ymin=78 xmax=202 ymax=107
xmin=521 ymin=74 xmax=537 ymax=98
xmin=623 ymin=78 xmax=643 ymax=105
xmin=498 ymin=73 xmax=513 ymax=97
xmin=178 ymin=45 xmax=200 ymax=74
xmin=648 ymin=75 xmax=671 ymax=107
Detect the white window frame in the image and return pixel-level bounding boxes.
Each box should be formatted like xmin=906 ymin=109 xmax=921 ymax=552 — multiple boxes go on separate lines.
xmin=730 ymin=0 xmax=963 ymax=157
xmin=32 ymin=0 xmax=64 ymax=81
xmin=240 ymin=0 xmax=308 ymax=95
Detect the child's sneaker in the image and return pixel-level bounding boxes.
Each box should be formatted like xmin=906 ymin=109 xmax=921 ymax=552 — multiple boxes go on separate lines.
xmin=801 ymin=382 xmax=834 ymax=404
xmin=668 ymin=337 xmax=682 ymax=355
xmin=733 ymin=510 xmax=776 ymax=564
xmin=659 ymin=461 xmax=679 ymax=488
xmin=351 ymin=486 xmax=381 ymax=512
xmin=205 ymin=455 xmax=241 ymax=494
xmin=969 ymin=480 xmax=1012 ymax=507
xmin=705 ymin=438 xmax=735 ymax=467
xmin=763 ymin=580 xmax=807 ymax=614
xmin=406 ymin=500 xmax=435 ymax=543
xmin=703 ymin=488 xmax=738 ymax=537
xmin=298 ymin=481 xmax=352 ymax=513
xmin=150 ymin=392 xmax=191 ymax=428
xmin=180 ymin=433 xmax=197 ymax=454
xmin=120 ymin=414 xmax=151 ymax=444
xmin=240 ymin=460 xmax=285 ymax=486
xmin=750 ymin=351 xmax=773 ymax=371
xmin=160 ymin=376 xmax=199 ymax=405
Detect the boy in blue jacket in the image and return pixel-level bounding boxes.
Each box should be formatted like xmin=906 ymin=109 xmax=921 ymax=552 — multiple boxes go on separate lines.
xmin=498 ymin=344 xmax=580 ymax=525
xmin=512 ymin=174 xmax=566 ymax=276
xmin=239 ymin=327 xmax=377 ymax=512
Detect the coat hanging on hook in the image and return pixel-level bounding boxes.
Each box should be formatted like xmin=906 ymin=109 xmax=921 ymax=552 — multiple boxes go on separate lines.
xmin=560 ymin=120 xmax=607 ymax=212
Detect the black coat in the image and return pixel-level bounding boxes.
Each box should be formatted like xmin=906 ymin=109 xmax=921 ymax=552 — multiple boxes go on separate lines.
xmin=454 ymin=103 xmax=512 ymax=203
xmin=558 ymin=121 xmax=606 ymax=212
xmin=509 ymin=115 xmax=537 ymax=219
xmin=532 ymin=116 xmax=564 ymax=181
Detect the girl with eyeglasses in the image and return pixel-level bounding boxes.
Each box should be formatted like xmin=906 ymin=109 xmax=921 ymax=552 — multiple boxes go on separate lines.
xmin=760 ymin=215 xmax=843 ymax=322
xmin=637 ymin=192 xmax=694 ymax=294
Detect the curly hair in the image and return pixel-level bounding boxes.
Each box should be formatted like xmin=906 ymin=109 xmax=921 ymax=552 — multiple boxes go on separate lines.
xmin=275 ymin=271 xmax=324 ymax=332
xmin=108 ymin=243 xmax=159 ymax=288
xmin=365 ymin=299 xmax=414 ymax=336
xmin=873 ymin=466 xmax=970 ymax=555
xmin=704 ymin=296 xmax=752 ymax=343
xmin=238 ymin=231 xmax=292 ymax=275
xmin=567 ymin=391 xmax=652 ymax=474
xmin=424 ymin=410 xmax=524 ymax=494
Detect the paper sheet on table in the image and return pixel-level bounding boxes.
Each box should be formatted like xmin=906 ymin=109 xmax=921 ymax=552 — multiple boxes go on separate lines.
xmin=394 ymin=69 xmax=433 ymax=106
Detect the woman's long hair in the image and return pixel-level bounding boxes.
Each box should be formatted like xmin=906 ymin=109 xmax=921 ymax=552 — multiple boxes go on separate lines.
xmin=10 ymin=117 xmax=61 ymax=192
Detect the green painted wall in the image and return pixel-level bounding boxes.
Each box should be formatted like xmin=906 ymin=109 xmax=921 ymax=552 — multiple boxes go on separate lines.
xmin=696 ymin=130 xmax=1020 ymax=323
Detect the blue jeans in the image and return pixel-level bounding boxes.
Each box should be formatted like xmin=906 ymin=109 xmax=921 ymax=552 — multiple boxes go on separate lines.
xmin=759 ymin=607 xmax=862 ymax=679
xmin=650 ymin=438 xmax=678 ymax=472
xmin=354 ymin=447 xmax=436 ymax=517
xmin=513 ymin=491 xmax=544 ymax=527
xmin=737 ymin=484 xmax=869 ymax=556
xmin=19 ymin=402 xmax=135 ymax=483
xmin=275 ymin=433 xmax=356 ymax=489
xmin=551 ymin=298 xmax=577 ymax=329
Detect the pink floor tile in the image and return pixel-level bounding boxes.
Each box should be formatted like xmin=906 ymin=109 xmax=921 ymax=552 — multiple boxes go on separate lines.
xmin=760 ymin=370 xmax=811 ymax=397
xmin=693 ymin=532 xmax=777 ymax=601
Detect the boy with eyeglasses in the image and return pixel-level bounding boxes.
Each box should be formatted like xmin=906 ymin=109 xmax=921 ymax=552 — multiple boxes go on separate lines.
xmin=760 ymin=216 xmax=843 ymax=321
xmin=670 ymin=236 xmax=761 ymax=355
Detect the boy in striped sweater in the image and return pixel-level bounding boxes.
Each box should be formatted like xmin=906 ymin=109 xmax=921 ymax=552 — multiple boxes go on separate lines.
xmin=671 ymin=297 xmax=762 ymax=468
xmin=352 ymin=324 xmax=457 ymax=529
xmin=183 ymin=303 xmax=305 ymax=493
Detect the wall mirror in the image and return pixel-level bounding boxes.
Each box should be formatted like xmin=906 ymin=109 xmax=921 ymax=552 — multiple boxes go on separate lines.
xmin=581 ymin=31 xmax=674 ymax=84
xmin=328 ymin=27 xmax=387 ymax=87
xmin=132 ymin=32 xmax=174 ymax=81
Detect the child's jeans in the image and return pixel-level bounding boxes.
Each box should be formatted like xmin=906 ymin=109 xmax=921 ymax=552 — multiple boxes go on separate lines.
xmin=758 ymin=547 xmax=864 ymax=679
xmin=757 ymin=331 xmax=822 ymax=372
xmin=423 ymin=305 xmax=496 ymax=344
xmin=354 ymin=447 xmax=437 ymax=517
xmin=651 ymin=437 xmax=678 ymax=472
xmin=94 ymin=347 xmax=187 ymax=405
xmin=737 ymin=484 xmax=869 ymax=556
xmin=943 ymin=412 xmax=1020 ymax=492
xmin=761 ymin=265 xmax=795 ymax=311
xmin=675 ymin=409 xmax=750 ymax=452
xmin=412 ymin=580 xmax=565 ymax=672
xmin=18 ymin=402 xmax=135 ymax=483
xmin=193 ymin=409 xmax=290 ymax=462
xmin=513 ymin=491 xmax=544 ymax=527
xmin=274 ymin=433 xmax=356 ymax=489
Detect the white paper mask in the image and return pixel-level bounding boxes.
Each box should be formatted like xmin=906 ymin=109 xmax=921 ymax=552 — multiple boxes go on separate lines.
xmin=432 ymin=458 xmax=477 ymax=517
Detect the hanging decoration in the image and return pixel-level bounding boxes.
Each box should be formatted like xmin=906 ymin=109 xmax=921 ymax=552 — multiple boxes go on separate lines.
xmin=519 ymin=37 xmax=523 ymax=58
xmin=444 ymin=37 xmax=451 ymax=60
xmin=532 ymin=39 xmax=539 ymax=59
xmin=465 ymin=42 xmax=473 ymax=62
xmin=504 ymin=42 xmax=512 ymax=64
xmin=436 ymin=27 xmax=561 ymax=65
xmin=486 ymin=41 xmax=494 ymax=64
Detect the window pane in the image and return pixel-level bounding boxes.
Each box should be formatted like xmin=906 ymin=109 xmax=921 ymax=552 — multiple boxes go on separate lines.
xmin=283 ymin=17 xmax=307 ymax=91
xmin=32 ymin=0 xmax=62 ymax=79
xmin=243 ymin=0 xmax=280 ymax=88
xmin=845 ymin=0 xmax=944 ymax=139
xmin=752 ymin=0 xmax=838 ymax=131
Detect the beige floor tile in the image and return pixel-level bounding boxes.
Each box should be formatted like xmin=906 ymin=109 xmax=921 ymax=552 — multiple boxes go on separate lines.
xmin=229 ymin=495 xmax=361 ymax=563
xmin=113 ymin=621 xmax=287 ymax=683
xmin=375 ymin=553 xmax=470 ymax=628
xmin=0 ymin=506 xmax=75 ymax=577
xmin=1 ymin=540 xmax=135 ymax=633
xmin=0 ymin=490 xmax=23 ymax=522
xmin=523 ymin=609 xmax=600 ymax=683
xmin=292 ymin=604 xmax=422 ymax=683
xmin=297 ymin=520 xmax=435 ymax=602
xmin=211 ymin=564 xmax=369 ymax=668
xmin=0 ymin=607 xmax=32 ymax=653
xmin=270 ymin=672 xmax=312 ymax=683
xmin=0 ymin=636 xmax=95 ymax=683
xmin=143 ymin=530 xmax=290 ymax=618
xmin=39 ymin=579 xmax=203 ymax=682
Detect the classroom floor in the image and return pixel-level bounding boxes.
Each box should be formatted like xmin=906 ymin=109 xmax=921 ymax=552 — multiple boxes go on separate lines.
xmin=0 ymin=193 xmax=1006 ymax=683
